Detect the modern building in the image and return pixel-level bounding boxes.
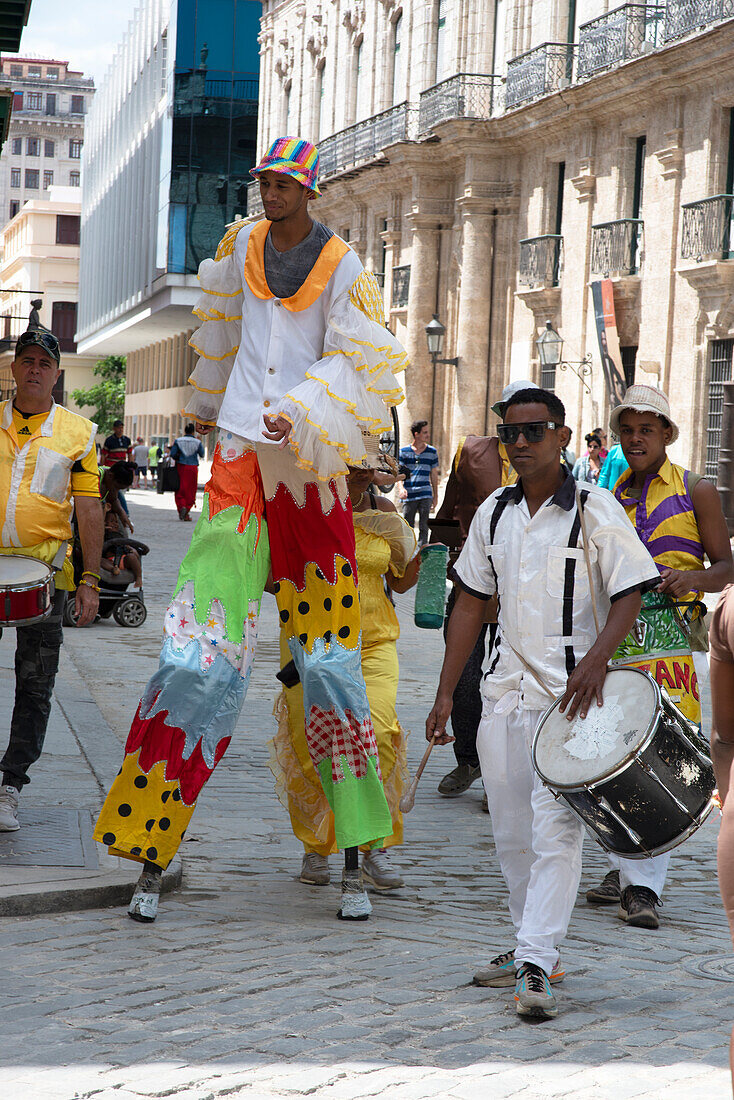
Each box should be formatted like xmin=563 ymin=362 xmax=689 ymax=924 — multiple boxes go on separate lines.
xmin=0 ymin=185 xmax=97 ymax=412
xmin=252 ymin=0 xmax=734 ymax=477
xmin=76 ymin=0 xmax=261 ymax=446
xmin=0 ymin=56 xmax=93 ymax=228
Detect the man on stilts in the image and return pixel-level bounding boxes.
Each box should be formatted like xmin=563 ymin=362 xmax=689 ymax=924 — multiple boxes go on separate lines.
xmin=94 ymin=136 xmax=407 ymax=922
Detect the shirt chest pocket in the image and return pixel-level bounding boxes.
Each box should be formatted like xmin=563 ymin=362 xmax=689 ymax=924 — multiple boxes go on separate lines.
xmin=30 ymin=447 xmax=73 ymax=503
xmin=546 ymin=545 xmax=598 ymax=600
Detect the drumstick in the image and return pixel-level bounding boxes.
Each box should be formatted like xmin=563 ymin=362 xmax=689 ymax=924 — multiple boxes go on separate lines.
xmin=575 ymin=484 xmax=601 ymax=637
xmin=399 ymin=736 xmax=437 ymax=813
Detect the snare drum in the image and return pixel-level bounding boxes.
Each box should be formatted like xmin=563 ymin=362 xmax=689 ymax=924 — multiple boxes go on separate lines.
xmin=0 ymin=555 xmax=55 ymax=626
xmin=532 ymin=666 xmax=715 ymax=859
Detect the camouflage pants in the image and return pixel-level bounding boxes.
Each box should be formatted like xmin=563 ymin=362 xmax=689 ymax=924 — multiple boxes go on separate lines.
xmin=1 ymin=589 xmax=65 ymax=789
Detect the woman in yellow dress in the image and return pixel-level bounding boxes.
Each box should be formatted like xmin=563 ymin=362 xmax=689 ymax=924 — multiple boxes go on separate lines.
xmin=269 ymin=465 xmax=419 ymax=896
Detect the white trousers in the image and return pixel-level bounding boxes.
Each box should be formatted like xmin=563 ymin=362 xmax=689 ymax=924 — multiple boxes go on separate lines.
xmin=607 ymin=650 xmax=711 ymax=898
xmin=477 ymin=696 xmax=584 ymax=975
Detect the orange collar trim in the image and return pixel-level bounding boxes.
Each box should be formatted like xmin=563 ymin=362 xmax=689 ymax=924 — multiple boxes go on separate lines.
xmin=244 ymin=220 xmax=350 ymax=312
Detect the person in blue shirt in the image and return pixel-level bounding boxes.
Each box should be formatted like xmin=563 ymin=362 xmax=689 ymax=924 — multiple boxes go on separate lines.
xmin=170 ymin=423 xmax=205 ymax=521
xmin=597 ymin=441 xmax=629 ymax=490
xmin=398 ymin=420 xmax=439 ymax=546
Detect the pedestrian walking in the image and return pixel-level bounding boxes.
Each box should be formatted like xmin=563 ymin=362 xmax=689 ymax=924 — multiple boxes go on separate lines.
xmin=132 ymin=437 xmax=149 ymax=488
xmin=147 ymin=440 xmax=161 ymax=486
xmin=93 ymin=134 xmax=406 ymax=924
xmin=597 ymin=440 xmax=628 ymax=490
xmin=398 ymin=420 xmax=438 ymax=546
xmin=269 ymin=465 xmax=419 ymax=892
xmin=584 ymin=385 xmax=732 ymax=928
xmin=101 ymin=419 xmax=132 ymax=466
xmin=170 ymin=423 xmax=204 ymax=520
xmin=426 ymin=387 xmax=659 ymax=1020
xmin=0 ymin=329 xmax=103 ymax=831
xmin=572 ymin=433 xmax=604 ymax=484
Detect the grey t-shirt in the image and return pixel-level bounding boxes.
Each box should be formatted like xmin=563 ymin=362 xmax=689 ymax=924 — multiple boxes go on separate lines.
xmin=264 ymin=221 xmax=334 ymax=299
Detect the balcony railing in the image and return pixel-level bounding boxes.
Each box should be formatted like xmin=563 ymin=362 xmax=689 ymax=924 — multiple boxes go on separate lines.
xmin=578 ymin=4 xmax=665 ymax=78
xmin=247 ymin=181 xmax=264 ymax=218
xmin=505 ymin=43 xmax=576 ymax=109
xmin=664 ymin=0 xmax=734 ymax=41
xmin=418 ymin=73 xmax=501 ymax=133
xmin=681 ymin=194 xmax=734 ymax=261
xmin=518 ymin=235 xmax=564 ymax=287
xmin=318 ymin=102 xmax=414 ymax=181
xmin=591 ymin=218 xmax=644 ymax=275
xmin=392 ymin=265 xmax=410 ymax=310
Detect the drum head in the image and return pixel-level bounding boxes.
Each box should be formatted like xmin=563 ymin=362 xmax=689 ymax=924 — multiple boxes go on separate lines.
xmin=0 ymin=555 xmax=54 ymax=584
xmin=533 ymin=667 xmax=660 ymax=789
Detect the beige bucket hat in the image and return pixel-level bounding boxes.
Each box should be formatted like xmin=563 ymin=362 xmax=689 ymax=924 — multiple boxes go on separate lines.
xmin=609 ymin=384 xmax=679 ymax=443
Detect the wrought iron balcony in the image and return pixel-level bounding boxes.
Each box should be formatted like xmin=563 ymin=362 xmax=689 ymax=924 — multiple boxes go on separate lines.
xmin=392 ymin=265 xmax=410 ymax=310
xmin=518 ymin=235 xmax=564 ymax=287
xmin=578 ymin=4 xmax=665 ymax=78
xmin=418 ymin=73 xmax=500 ymax=134
xmin=591 ymin=219 xmax=644 ymax=276
xmin=318 ymin=102 xmax=414 ymax=182
xmin=664 ymin=0 xmax=734 ymax=42
xmin=505 ymin=43 xmax=576 ymax=109
xmin=247 ymin=181 xmax=264 ymax=218
xmin=681 ymin=194 xmax=734 ymax=261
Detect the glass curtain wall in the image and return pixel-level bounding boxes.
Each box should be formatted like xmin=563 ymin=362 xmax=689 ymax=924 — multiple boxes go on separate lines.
xmin=168 ymin=0 xmax=260 ymax=274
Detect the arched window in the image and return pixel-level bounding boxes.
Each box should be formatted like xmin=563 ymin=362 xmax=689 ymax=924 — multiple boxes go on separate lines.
xmin=392 ymin=14 xmax=403 ymax=105
xmin=354 ymin=39 xmax=366 ymax=122
xmin=435 ymin=0 xmax=448 ymax=83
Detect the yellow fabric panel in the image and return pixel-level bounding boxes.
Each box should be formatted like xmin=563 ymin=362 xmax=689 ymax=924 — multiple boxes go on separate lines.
xmin=349 ymin=271 xmax=386 ymax=325
xmin=274 ymin=557 xmax=362 ymax=653
xmin=93 ymin=754 xmax=193 ymax=869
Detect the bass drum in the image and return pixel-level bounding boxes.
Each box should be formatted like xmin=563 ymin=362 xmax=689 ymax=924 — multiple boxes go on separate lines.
xmin=532 ymin=666 xmax=715 ymax=859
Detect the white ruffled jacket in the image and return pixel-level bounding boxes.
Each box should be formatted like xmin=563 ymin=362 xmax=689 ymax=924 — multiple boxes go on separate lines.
xmin=185 ymin=219 xmax=406 ymax=480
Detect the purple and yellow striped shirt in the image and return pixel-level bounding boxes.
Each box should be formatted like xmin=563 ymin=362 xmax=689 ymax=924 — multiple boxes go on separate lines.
xmin=614 ymin=457 xmax=704 ymax=604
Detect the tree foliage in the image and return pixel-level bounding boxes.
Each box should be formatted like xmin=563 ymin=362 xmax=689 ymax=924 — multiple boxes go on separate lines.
xmin=72 ymin=355 xmax=126 ymax=432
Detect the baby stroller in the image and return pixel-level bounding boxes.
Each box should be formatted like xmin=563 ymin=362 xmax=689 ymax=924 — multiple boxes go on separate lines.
xmin=63 ymin=531 xmax=150 ymax=628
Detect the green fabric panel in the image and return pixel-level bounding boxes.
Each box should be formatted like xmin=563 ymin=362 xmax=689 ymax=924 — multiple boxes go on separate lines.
xmin=174 ymin=498 xmax=270 ymax=642
xmin=316 ymin=755 xmax=392 ymax=850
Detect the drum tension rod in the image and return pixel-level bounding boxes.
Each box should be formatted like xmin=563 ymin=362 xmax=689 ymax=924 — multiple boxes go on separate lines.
xmin=637 ymin=757 xmax=696 ymax=822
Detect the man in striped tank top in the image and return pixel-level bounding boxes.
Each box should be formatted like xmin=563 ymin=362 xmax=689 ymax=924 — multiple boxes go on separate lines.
xmin=585 ymin=385 xmax=733 ymax=928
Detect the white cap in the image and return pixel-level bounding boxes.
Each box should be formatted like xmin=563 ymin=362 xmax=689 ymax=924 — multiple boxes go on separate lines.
xmin=491 ymin=379 xmax=539 ymax=417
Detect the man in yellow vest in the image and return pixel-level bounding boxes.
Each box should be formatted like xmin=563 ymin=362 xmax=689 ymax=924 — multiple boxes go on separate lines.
xmin=0 ymin=329 xmax=103 ymax=830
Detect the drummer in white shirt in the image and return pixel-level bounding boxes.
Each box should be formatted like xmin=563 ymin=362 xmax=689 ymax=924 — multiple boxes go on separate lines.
xmin=426 ymin=388 xmax=660 ymax=1020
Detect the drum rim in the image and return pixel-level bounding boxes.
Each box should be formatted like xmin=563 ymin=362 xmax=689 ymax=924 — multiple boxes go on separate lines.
xmin=532 ymin=666 xmax=662 ymax=791
xmin=0 ymin=554 xmax=55 ymax=590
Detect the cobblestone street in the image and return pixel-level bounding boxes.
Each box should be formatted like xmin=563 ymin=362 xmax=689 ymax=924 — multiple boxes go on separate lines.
xmin=1 ymin=489 xmax=733 ymax=1099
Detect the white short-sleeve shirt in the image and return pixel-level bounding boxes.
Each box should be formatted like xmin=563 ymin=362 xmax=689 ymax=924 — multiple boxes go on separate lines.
xmin=453 ymin=471 xmax=660 ymax=710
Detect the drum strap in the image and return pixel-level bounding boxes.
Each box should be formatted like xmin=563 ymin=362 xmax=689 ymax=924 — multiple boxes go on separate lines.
xmin=51 ymin=541 xmax=69 ymax=570
xmin=574 ymin=484 xmax=601 ymax=638
xmin=503 ymin=636 xmax=556 ymax=700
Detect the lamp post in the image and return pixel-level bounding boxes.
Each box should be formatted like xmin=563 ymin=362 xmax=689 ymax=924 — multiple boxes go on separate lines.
xmin=425 ymin=314 xmax=459 ymax=439
xmin=536 ymin=320 xmax=592 ymax=395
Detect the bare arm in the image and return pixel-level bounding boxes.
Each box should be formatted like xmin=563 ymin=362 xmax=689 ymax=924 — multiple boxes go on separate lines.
xmin=431 ymin=465 xmax=439 ymax=509
xmin=426 ymin=587 xmax=488 ymax=744
xmin=558 ymin=589 xmax=642 ymax=720
xmin=711 ymin=655 xmax=734 ymax=805
xmin=74 ymin=496 xmax=104 ymax=627
xmin=658 ymin=479 xmax=734 ymax=597
xmin=388 ymin=555 xmax=420 ymax=594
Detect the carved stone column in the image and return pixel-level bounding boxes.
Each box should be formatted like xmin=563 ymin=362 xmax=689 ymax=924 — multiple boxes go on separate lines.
xmin=403 ymin=213 xmax=442 ymax=421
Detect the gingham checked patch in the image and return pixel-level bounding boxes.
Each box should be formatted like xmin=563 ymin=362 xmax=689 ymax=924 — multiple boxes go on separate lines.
xmin=306 ymin=704 xmax=381 ymax=783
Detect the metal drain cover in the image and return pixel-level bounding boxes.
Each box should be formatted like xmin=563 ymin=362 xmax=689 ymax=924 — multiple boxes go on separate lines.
xmin=0 ymin=808 xmax=98 ymax=868
xmin=682 ymin=954 xmax=734 ymax=983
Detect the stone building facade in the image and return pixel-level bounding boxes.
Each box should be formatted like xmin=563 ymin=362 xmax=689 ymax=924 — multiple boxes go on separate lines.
xmin=252 ymin=0 xmax=734 ymax=476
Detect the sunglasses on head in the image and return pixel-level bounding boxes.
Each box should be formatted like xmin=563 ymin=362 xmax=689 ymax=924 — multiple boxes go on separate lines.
xmin=497 ymin=421 xmax=561 ymax=445
xmin=16 ymin=330 xmax=60 ymax=358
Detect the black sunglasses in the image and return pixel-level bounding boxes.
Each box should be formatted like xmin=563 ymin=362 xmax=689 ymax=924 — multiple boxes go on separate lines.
xmin=497 ymin=421 xmax=561 ymax=445
xmin=16 ymin=330 xmax=61 ymax=359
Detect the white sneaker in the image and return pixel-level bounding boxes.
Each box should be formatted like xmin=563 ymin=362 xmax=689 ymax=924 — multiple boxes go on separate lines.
xmin=0 ymin=785 xmax=20 ymax=831
xmin=337 ymin=870 xmax=372 ymax=920
xmin=362 ymin=848 xmax=404 ymax=890
xmin=128 ymin=870 xmax=161 ymax=922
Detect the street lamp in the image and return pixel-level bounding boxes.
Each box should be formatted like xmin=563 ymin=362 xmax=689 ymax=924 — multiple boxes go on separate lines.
xmin=536 ymin=320 xmax=592 ymax=395
xmin=425 ymin=314 xmax=459 ymax=437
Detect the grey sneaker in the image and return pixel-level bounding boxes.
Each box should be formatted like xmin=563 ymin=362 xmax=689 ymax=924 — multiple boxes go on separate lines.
xmin=437 ymin=763 xmax=482 ymax=797
xmin=618 ymin=885 xmax=660 ymax=929
xmin=300 ymin=852 xmax=330 ymax=885
xmin=0 ymin=785 xmax=19 ymax=831
xmin=362 ymin=848 xmax=404 ymax=891
xmin=515 ymin=963 xmax=558 ymax=1019
xmin=337 ymin=870 xmax=372 ymax=921
xmin=474 ymin=948 xmax=565 ymax=988
xmin=128 ymin=870 xmax=162 ymax=923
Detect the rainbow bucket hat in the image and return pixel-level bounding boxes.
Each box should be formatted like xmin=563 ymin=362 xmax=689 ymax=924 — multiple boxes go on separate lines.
xmin=250 ymin=136 xmax=321 ymax=195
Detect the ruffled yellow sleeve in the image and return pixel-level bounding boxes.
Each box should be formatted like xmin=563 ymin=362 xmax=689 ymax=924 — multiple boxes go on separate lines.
xmin=276 ymin=270 xmax=407 ymax=480
xmin=183 ymin=222 xmax=246 ymax=425
xmin=353 ymin=509 xmax=417 ymax=577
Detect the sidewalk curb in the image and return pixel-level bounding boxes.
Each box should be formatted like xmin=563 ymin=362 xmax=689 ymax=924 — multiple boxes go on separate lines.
xmin=0 ymin=856 xmax=182 ymax=918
